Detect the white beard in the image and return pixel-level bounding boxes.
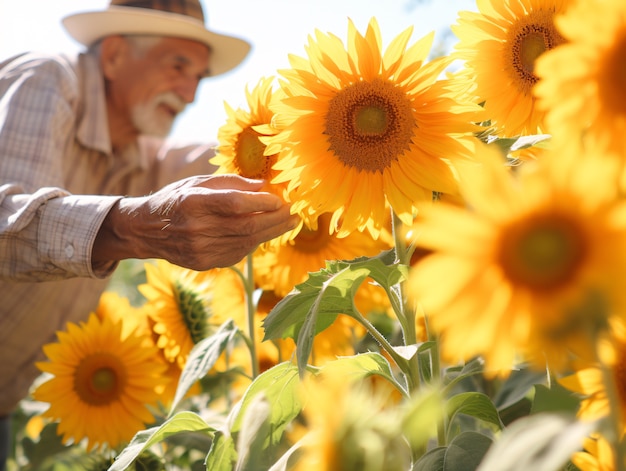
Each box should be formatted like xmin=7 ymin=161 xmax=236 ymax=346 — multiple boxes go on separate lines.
xmin=131 ymin=92 xmax=186 ymax=137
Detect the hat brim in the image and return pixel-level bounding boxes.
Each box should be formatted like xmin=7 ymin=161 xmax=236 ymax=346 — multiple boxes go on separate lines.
xmin=62 ymin=6 xmax=251 ymax=76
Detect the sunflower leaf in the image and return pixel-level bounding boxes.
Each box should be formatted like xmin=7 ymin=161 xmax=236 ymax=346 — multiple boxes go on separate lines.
xmin=205 ymin=431 xmax=238 ymax=471
xmin=169 ymin=318 xmax=239 ymax=415
xmin=446 ymin=392 xmax=504 ymax=432
xmin=229 ymin=362 xmax=302 ymax=448
xmin=108 ymin=411 xmax=215 ymax=471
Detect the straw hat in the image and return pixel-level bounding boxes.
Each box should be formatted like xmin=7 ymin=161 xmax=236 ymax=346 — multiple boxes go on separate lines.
xmin=62 ymin=0 xmax=251 ymax=76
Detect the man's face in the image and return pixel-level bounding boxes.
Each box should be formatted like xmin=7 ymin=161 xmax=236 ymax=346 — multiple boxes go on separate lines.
xmin=109 ymin=36 xmax=211 ymax=137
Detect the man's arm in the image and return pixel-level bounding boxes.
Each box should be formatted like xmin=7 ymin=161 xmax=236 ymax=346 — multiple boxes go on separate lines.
xmin=93 ymin=174 xmax=297 ymax=271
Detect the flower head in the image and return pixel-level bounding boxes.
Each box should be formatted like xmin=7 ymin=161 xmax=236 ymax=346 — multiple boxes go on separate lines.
xmin=265 ymin=17 xmax=483 ymax=238
xmin=211 ymin=76 xmax=286 ymax=197
xmin=534 ymin=0 xmax=626 ymax=158
xmin=452 ymin=0 xmax=569 ymax=135
xmin=33 ymin=313 xmax=166 ymax=450
xmin=409 ymin=145 xmax=626 ymax=375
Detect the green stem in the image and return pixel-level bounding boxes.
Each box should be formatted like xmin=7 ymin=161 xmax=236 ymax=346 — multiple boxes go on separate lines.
xmin=391 ymin=209 xmax=421 ymax=391
xmin=354 ymin=311 xmax=411 ymax=387
xmin=243 ymin=255 xmax=259 ymax=379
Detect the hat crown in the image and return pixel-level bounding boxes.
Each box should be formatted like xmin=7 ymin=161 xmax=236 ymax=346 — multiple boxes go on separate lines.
xmin=109 ymin=0 xmax=205 ymax=22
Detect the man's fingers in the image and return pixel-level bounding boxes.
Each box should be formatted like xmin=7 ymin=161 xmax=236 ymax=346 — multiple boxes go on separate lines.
xmin=195 ymin=174 xmax=266 ymax=192
xmin=200 ymin=189 xmax=287 ymax=215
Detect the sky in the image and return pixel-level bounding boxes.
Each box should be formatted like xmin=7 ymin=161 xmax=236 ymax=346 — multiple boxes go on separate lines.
xmin=0 ymin=0 xmax=476 ymax=144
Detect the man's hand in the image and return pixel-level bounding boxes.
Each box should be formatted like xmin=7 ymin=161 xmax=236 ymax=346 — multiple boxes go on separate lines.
xmin=92 ymin=174 xmax=298 ymax=270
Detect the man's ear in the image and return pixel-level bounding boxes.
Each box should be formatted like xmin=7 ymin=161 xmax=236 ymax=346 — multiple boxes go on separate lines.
xmin=100 ymin=36 xmax=130 ymax=81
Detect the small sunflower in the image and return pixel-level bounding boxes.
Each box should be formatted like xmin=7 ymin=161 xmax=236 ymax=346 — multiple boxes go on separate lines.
xmin=32 ymin=313 xmax=166 ymax=450
xmin=408 ymin=145 xmax=626 ymax=376
xmin=211 ymin=76 xmax=285 ymax=197
xmin=452 ymin=0 xmax=569 ymax=135
xmin=534 ymin=0 xmax=626 ymax=158
xmin=264 ymin=17 xmax=483 ymax=238
xmin=139 ymin=260 xmax=217 ymax=368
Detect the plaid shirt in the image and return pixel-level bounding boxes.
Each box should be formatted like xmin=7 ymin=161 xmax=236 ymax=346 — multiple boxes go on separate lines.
xmin=0 ymin=50 xmax=216 ymax=414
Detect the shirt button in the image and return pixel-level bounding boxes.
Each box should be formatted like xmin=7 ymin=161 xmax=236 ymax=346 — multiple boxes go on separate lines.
xmin=65 ymin=244 xmax=75 ymax=259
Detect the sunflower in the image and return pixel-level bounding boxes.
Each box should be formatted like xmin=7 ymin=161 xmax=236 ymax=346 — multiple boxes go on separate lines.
xmin=211 ymin=76 xmax=287 ymax=197
xmin=559 ymin=321 xmax=626 ymax=431
xmin=32 ymin=313 xmax=166 ymax=450
xmin=451 ymin=0 xmax=569 ymax=136
xmin=139 ymin=260 xmax=218 ymax=368
xmin=572 ymin=435 xmax=616 ymax=471
xmin=96 ymin=291 xmax=153 ymax=346
xmin=264 ymin=17 xmax=483 ymax=238
xmin=293 ymin=369 xmax=411 ymax=471
xmin=534 ymin=0 xmax=626 ymax=158
xmin=254 ymin=212 xmax=392 ymax=297
xmin=408 ymin=145 xmax=626 ymax=376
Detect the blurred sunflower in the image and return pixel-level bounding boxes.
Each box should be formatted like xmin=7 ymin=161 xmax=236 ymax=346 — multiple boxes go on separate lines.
xmin=559 ymin=321 xmax=626 ymax=431
xmin=408 ymin=145 xmax=626 ymax=376
xmin=32 ymin=313 xmax=165 ymax=450
xmin=293 ymin=370 xmax=411 ymax=471
xmin=264 ymin=17 xmax=483 ymax=238
xmin=451 ymin=0 xmax=569 ymax=135
xmin=572 ymin=435 xmax=616 ymax=471
xmin=211 ymin=76 xmax=286 ymax=197
xmin=534 ymin=0 xmax=626 ymax=158
xmin=96 ymin=291 xmax=153 ymax=346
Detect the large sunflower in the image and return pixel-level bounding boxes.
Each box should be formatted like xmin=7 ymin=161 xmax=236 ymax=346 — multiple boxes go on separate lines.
xmin=32 ymin=313 xmax=166 ymax=450
xmin=264 ymin=17 xmax=483 ymax=238
xmin=451 ymin=0 xmax=569 ymax=136
xmin=534 ymin=0 xmax=626 ymax=158
xmin=408 ymin=145 xmax=626 ymax=376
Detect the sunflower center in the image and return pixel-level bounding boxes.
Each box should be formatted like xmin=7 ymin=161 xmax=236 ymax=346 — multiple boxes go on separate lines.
xmin=601 ymin=34 xmax=626 ymax=113
xmin=508 ymin=11 xmax=564 ymax=93
xmin=615 ymin=346 xmax=626 ymax=410
xmin=294 ymin=214 xmax=334 ymax=253
xmin=174 ymin=282 xmax=211 ymax=344
xmin=234 ymin=127 xmax=274 ymax=179
xmin=325 ymin=78 xmax=416 ymax=173
xmin=74 ymin=353 xmax=126 ymax=406
xmin=499 ymin=214 xmax=587 ymax=291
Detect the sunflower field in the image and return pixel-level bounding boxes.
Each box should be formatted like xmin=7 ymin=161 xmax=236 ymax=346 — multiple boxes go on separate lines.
xmin=8 ymin=0 xmax=626 ymax=469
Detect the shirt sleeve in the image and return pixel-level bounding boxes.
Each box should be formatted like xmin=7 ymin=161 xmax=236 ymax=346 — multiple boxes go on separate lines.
xmin=0 ymin=54 xmax=118 ymax=281
xmin=0 ymin=184 xmax=122 ymax=281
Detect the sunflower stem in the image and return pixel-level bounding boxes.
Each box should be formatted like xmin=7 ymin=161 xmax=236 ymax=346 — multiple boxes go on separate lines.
xmin=244 ymin=254 xmax=259 ymax=379
xmin=391 ymin=209 xmax=421 ymax=392
xmin=354 ymin=310 xmax=412 ymax=384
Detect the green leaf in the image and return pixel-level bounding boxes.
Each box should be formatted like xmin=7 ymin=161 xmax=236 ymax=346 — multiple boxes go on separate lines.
xmin=476 ymin=413 xmax=596 ymax=471
xmin=263 ymin=254 xmax=407 ymax=376
xmin=170 ymin=319 xmax=239 ymax=415
xmin=443 ymin=358 xmax=485 ymax=394
xmin=204 ymin=431 xmax=237 ymax=471
xmin=319 ymin=352 xmax=408 ymax=397
xmin=235 ymin=394 xmax=274 ymax=471
xmin=108 ymin=412 xmax=215 ymax=471
xmin=440 ymin=432 xmax=493 ymax=471
xmin=413 ymin=447 xmax=446 ymax=471
xmin=401 ymin=387 xmax=445 ymax=451
xmin=416 ymin=341 xmax=437 ymax=383
xmin=492 ymin=368 xmax=547 ymax=410
xmin=229 ymin=362 xmax=302 ymax=446
xmin=447 ymin=392 xmax=504 ymax=432
xmin=531 ymin=383 xmax=581 ymax=415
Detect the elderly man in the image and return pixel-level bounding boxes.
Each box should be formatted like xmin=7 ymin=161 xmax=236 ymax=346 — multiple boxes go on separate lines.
xmin=0 ymin=0 xmax=296 ymax=465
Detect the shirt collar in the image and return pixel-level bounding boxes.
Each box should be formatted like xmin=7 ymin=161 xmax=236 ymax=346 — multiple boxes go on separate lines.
xmin=74 ymin=52 xmax=112 ymax=156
